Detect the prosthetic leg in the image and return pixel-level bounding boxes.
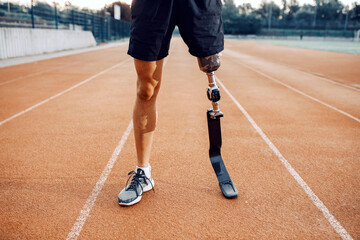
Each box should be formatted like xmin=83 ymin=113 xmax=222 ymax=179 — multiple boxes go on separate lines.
xmin=198 ymin=55 xmax=238 ymax=199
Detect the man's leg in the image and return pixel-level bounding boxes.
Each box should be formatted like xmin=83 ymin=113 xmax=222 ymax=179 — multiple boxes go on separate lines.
xmin=197 ymin=54 xmax=238 ymax=198
xmin=118 ymin=58 xmax=163 ymax=206
xmin=133 ymin=58 xmax=164 ymax=168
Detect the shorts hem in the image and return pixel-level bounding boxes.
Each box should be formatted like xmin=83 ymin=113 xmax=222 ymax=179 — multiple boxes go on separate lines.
xmin=189 ymin=46 xmax=224 ymax=58
xmin=127 ymin=51 xmax=168 ymax=61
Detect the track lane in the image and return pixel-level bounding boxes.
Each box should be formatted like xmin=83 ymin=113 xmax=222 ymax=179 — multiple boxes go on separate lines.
xmin=0 ymin=44 xmax=127 ymax=84
xmin=1 ymin=38 xmax=359 ymax=239
xmin=76 ymin=39 xmax=346 ymax=239
xmin=65 ymin=40 xmax=178 ymax=239
xmin=0 ymin=58 xmax=132 ymax=126
xmin=0 ymin=56 xmax=136 ymax=239
xmin=226 ymin=40 xmax=360 ymax=88
xmin=0 ymin=44 xmax=129 ymax=120
xmin=223 ymin=46 xmax=360 ymax=121
xmin=218 ymin=49 xmax=359 ymax=238
xmin=216 ymin=77 xmax=352 ymax=239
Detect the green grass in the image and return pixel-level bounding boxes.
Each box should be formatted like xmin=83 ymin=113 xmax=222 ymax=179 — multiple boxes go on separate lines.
xmin=254 ymin=39 xmax=360 ymax=55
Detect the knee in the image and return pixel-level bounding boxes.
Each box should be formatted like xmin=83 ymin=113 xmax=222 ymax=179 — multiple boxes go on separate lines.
xmin=197 ymin=53 xmax=221 ymax=73
xmin=137 ymin=77 xmax=156 ymax=102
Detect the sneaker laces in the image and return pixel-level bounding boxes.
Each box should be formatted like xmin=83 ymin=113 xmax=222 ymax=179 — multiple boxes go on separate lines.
xmin=125 ymin=170 xmax=155 ymax=197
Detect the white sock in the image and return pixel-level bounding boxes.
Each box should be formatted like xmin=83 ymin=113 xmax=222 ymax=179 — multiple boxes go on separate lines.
xmin=136 ymin=165 xmax=151 ymax=178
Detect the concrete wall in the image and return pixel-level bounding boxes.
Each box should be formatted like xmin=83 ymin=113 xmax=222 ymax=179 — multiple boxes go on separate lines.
xmin=0 ymin=28 xmax=96 ymax=59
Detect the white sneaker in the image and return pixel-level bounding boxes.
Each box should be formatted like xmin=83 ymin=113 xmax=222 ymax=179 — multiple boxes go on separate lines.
xmin=118 ymin=169 xmax=155 ymax=206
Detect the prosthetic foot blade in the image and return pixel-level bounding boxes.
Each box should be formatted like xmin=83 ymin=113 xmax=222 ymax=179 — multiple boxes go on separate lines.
xmin=207 ymin=110 xmax=238 ymax=199
xmin=210 ymin=155 xmax=238 ymax=198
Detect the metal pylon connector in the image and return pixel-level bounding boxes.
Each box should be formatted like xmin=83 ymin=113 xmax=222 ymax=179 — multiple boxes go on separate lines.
xmin=206 ymin=72 xmax=223 ymax=119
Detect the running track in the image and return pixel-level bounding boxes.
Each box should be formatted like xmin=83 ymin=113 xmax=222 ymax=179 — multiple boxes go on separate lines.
xmin=0 ymin=38 xmax=359 ymax=239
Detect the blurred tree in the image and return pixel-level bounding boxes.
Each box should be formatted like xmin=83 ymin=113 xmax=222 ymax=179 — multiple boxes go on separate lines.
xmin=222 ymin=0 xmax=240 ymax=34
xmin=295 ymin=8 xmax=314 ymax=27
xmin=222 ymin=0 xmax=239 ymax=18
xmin=315 ymin=0 xmax=343 ymax=21
xmin=257 ymin=1 xmax=281 ymax=20
xmin=239 ymin=3 xmax=254 ymax=15
xmin=286 ymin=0 xmax=300 ymax=21
xmin=301 ymin=3 xmax=315 ymax=12
xmin=236 ymin=14 xmax=262 ymax=34
xmin=349 ymin=3 xmax=360 ymax=21
xmin=281 ymin=0 xmax=288 ymax=19
xmin=222 ymin=0 xmax=261 ymax=34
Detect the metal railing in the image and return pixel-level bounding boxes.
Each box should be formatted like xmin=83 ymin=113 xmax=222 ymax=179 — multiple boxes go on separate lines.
xmin=0 ymin=1 xmax=130 ymax=43
xmin=262 ymin=18 xmax=360 ymax=31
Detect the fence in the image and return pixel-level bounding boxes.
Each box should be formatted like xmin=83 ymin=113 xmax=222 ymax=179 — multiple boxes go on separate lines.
xmin=0 ymin=1 xmax=130 ymax=43
xmin=263 ymin=19 xmax=360 ymax=31
xmin=259 ymin=28 xmax=355 ymax=38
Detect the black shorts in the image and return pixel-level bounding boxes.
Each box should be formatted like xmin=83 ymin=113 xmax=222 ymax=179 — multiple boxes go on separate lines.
xmin=127 ymin=0 xmax=224 ymax=61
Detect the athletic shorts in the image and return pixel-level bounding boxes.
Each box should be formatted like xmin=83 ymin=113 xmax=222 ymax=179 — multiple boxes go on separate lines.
xmin=127 ymin=0 xmax=224 ymax=61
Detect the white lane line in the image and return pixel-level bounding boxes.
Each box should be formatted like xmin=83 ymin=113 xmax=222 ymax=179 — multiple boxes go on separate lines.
xmin=66 ymin=43 xmax=176 ymax=240
xmin=216 ymin=77 xmax=353 ymax=240
xmin=225 ymin=50 xmax=360 ymax=123
xmin=226 ymin=49 xmax=359 ymax=92
xmin=308 ymin=72 xmax=360 ymax=92
xmin=66 ymin=120 xmax=133 ymax=240
xmin=0 ymin=58 xmax=132 ymax=127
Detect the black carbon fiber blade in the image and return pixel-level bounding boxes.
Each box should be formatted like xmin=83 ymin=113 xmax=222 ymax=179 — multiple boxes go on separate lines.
xmin=207 ymin=110 xmax=238 ymax=199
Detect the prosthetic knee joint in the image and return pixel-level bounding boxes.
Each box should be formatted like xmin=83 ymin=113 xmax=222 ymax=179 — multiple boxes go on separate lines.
xmin=198 ymin=54 xmax=222 ymax=119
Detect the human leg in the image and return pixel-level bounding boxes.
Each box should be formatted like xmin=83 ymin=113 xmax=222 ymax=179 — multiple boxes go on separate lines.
xmin=119 ymin=0 xmax=176 ymax=206
xmin=175 ymin=1 xmax=237 ymax=198
xmin=118 ymin=58 xmax=163 ymax=206
xmin=133 ymin=58 xmax=164 ymax=168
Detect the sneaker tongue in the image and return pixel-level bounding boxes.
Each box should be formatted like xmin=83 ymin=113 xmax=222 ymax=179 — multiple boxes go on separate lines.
xmin=126 ymin=170 xmax=145 ymax=191
xmin=136 ymin=169 xmax=145 ymax=175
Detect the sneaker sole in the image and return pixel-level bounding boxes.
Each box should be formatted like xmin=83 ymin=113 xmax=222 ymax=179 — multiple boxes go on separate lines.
xmin=118 ymin=195 xmax=142 ymax=206
xmin=118 ymin=178 xmax=155 ymax=206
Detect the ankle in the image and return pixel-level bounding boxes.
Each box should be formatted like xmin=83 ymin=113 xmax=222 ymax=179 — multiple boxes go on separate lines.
xmin=136 ymin=164 xmax=151 ymax=178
